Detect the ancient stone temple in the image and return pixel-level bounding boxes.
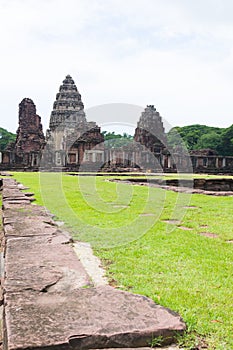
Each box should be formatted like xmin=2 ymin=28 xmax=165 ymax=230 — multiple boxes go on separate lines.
xmin=104 ymin=105 xmax=167 ymax=172
xmin=134 ymin=105 xmax=166 ymax=152
xmin=43 ymin=75 xmax=104 ymax=169
xmin=2 ymin=74 xmax=233 ymax=173
xmin=133 ymin=105 xmax=167 ymax=169
xmin=1 ymin=98 xmax=45 ymax=169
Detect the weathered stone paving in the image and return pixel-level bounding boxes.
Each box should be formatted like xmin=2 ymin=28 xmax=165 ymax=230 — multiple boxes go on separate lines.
xmin=112 ymin=178 xmax=233 ymax=196
xmin=0 ymin=178 xmax=185 ymax=350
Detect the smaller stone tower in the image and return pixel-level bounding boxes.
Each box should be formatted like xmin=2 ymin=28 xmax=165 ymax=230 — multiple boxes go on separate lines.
xmin=14 ymin=98 xmax=45 ymax=166
xmin=134 ymin=105 xmax=166 ymax=153
xmin=132 ymin=105 xmax=167 ymax=171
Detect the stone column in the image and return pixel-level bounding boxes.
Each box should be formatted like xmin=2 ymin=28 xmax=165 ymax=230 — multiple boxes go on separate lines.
xmin=31 ymin=153 xmax=35 ymax=167
xmin=167 ymin=155 xmax=171 ymax=168
xmin=122 ymin=151 xmax=125 ymax=166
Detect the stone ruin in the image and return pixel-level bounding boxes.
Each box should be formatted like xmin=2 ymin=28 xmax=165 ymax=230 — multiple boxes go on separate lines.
xmin=44 ymin=75 xmax=104 ymax=169
xmin=103 ymin=105 xmax=167 ymax=172
xmin=1 ymin=75 xmax=167 ymax=172
xmin=1 ymin=98 xmax=45 ymax=169
xmin=1 ymin=74 xmax=233 ymax=173
xmin=134 ymin=105 xmax=166 ymax=152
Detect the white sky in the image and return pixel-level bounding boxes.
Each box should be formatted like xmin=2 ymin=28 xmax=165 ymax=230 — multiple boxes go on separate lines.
xmin=1 ymin=0 xmax=233 ymax=133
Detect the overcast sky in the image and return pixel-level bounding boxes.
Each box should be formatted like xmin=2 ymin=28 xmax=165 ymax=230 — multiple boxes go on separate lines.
xmin=1 ymin=0 xmax=233 ymax=133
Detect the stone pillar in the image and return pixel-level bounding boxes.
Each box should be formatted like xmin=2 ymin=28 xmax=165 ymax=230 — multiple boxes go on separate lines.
xmin=167 ymin=155 xmax=171 ymax=168
xmin=112 ymin=151 xmax=116 ymax=165
xmin=55 ymin=151 xmax=61 ymax=166
xmin=122 ymin=151 xmax=125 ymax=166
xmin=33 ymin=154 xmax=36 ymax=166
xmin=132 ymin=152 xmax=135 ymax=166
xmin=162 ymin=155 xmax=165 ymax=167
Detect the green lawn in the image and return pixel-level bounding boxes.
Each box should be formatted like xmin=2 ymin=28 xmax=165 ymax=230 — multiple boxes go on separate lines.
xmin=11 ymin=172 xmax=233 ymax=349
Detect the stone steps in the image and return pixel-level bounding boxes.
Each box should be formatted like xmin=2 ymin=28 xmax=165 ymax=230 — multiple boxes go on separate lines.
xmin=1 ymin=178 xmax=185 ymax=350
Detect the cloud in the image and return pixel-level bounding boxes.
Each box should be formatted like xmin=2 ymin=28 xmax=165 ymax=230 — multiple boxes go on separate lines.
xmin=1 ymin=0 xmax=233 ymax=133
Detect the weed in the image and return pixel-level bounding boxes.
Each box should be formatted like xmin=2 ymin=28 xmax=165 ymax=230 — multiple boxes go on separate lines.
xmin=148 ymin=335 xmax=163 ymax=347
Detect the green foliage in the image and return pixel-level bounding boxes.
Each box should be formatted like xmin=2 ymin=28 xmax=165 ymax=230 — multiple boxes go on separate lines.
xmin=217 ymin=124 xmax=233 ymax=156
xmin=167 ymin=124 xmax=224 ymax=152
xmin=196 ymin=131 xmax=221 ymax=151
xmin=0 ymin=127 xmax=16 ymax=152
xmin=148 ymin=335 xmax=163 ymax=347
xmin=167 ymin=123 xmax=233 ymax=156
xmin=102 ymin=131 xmax=133 ymax=148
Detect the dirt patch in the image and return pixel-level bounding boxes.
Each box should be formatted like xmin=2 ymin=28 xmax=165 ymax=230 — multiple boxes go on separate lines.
xmin=113 ymin=205 xmax=129 ymax=208
xmin=183 ymin=205 xmax=198 ymax=209
xmin=140 ymin=213 xmax=155 ymax=217
xmin=178 ymin=226 xmax=193 ymax=231
xmin=163 ymin=220 xmax=181 ymax=225
xmin=199 ymin=232 xmax=218 ymax=238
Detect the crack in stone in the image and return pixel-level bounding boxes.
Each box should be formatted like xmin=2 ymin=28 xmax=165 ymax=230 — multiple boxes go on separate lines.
xmin=40 ymin=277 xmax=63 ymax=293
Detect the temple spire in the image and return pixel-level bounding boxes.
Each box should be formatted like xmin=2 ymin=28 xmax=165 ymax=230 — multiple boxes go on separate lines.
xmin=49 ymin=75 xmax=86 ymax=130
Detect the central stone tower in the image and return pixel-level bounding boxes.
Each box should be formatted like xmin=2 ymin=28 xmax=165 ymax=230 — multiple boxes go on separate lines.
xmin=47 ymin=75 xmax=88 ymax=151
xmin=45 ymin=75 xmax=104 ymax=168
xmin=49 ymin=75 xmax=86 ymax=131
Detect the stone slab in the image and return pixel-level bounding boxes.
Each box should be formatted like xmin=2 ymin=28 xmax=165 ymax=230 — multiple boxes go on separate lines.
xmin=5 ymin=286 xmax=185 ymax=350
xmin=4 ymin=234 xmax=91 ymax=293
xmin=91 ymin=348 xmax=180 ymax=350
xmin=3 ymin=216 xmax=58 ymax=237
xmin=2 ymin=206 xmax=53 ymax=221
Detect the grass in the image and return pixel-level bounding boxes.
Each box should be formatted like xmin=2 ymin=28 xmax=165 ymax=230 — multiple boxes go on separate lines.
xmin=11 ymin=172 xmax=233 ymax=349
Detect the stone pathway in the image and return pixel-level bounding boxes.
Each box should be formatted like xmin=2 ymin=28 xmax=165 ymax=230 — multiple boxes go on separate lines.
xmin=0 ymin=178 xmax=185 ymax=350
xmin=73 ymin=241 xmax=108 ymax=287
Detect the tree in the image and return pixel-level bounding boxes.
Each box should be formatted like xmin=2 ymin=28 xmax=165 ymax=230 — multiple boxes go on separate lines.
xmin=217 ymin=124 xmax=233 ymax=156
xmin=102 ymin=131 xmax=133 ymax=148
xmin=0 ymin=127 xmax=16 ymax=152
xmin=167 ymin=124 xmax=224 ymax=152
xmin=196 ymin=131 xmax=221 ymax=151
